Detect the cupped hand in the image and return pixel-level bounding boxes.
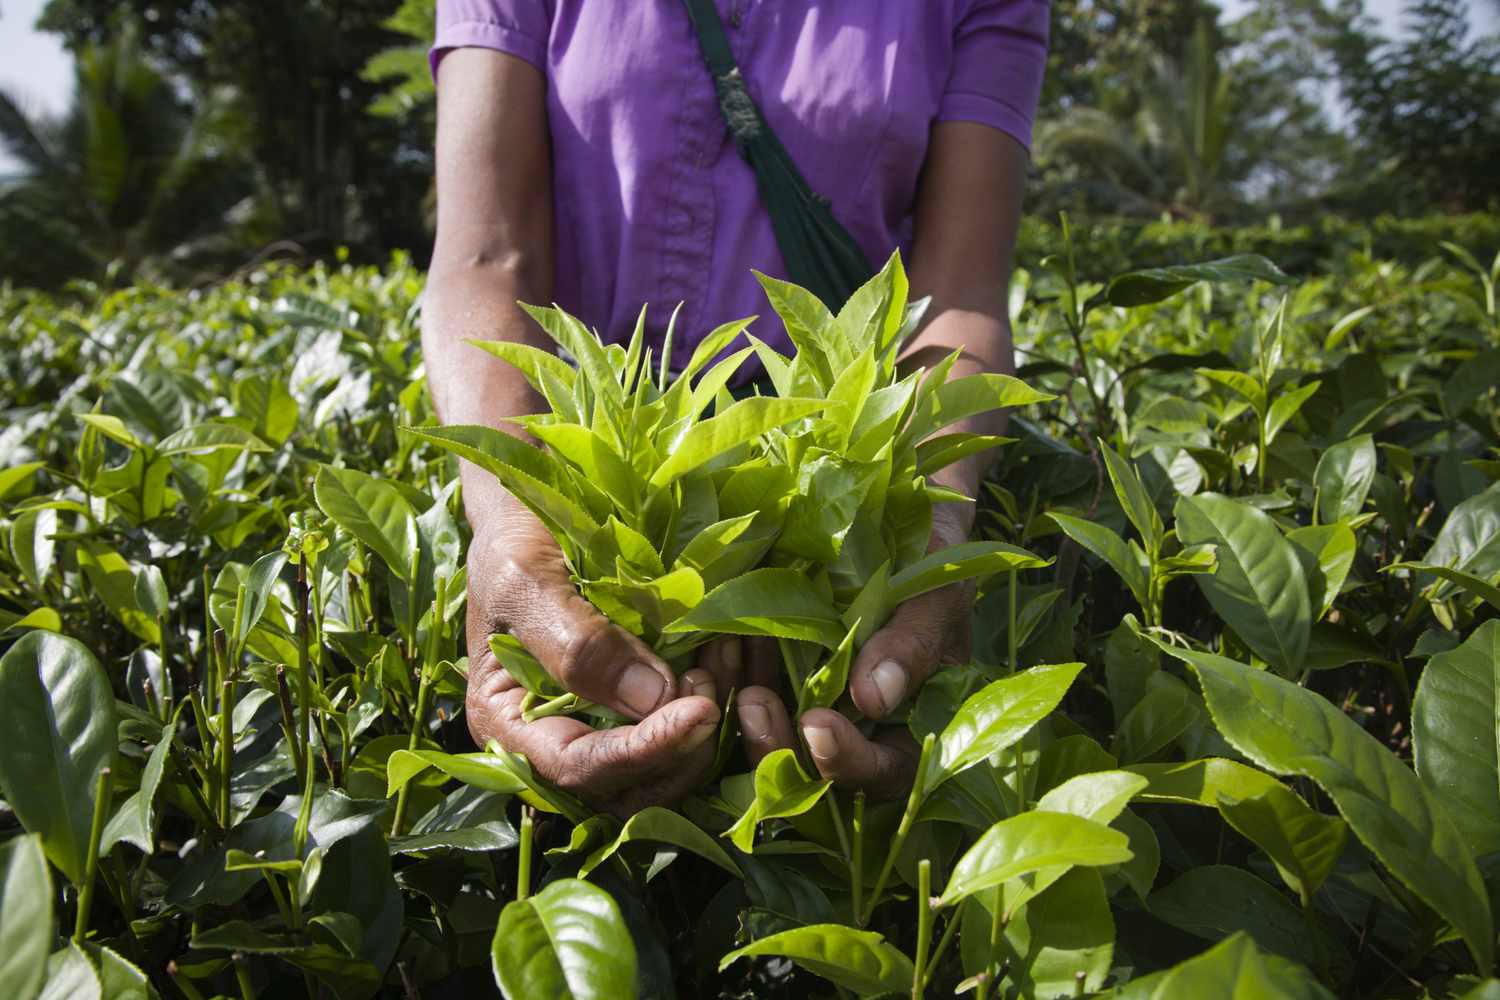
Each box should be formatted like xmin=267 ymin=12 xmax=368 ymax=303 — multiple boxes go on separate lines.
xmin=463 ymin=503 xmax=744 ymax=816
xmin=735 ymin=512 xmax=975 ymax=798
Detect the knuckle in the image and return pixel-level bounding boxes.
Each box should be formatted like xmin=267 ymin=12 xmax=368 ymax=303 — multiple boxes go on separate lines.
xmin=556 ymin=615 xmax=615 ymax=691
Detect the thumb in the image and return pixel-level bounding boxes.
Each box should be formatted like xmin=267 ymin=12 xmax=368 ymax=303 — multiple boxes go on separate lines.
xmin=477 ymin=539 xmax=676 ymax=721
xmin=848 ymin=585 xmax=971 ymax=719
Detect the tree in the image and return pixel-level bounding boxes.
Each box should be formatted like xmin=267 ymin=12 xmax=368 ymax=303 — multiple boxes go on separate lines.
xmin=0 ymin=26 xmax=253 ymax=287
xmin=39 ymin=0 xmax=434 ymax=260
xmin=1327 ymin=0 xmax=1500 ymax=213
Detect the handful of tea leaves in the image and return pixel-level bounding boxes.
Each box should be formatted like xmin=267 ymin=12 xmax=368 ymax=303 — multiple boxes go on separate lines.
xmin=408 ymin=254 xmax=1052 ymax=723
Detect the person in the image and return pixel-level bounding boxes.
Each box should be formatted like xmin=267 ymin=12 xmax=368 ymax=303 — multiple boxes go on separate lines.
xmin=421 ymin=0 xmax=1049 ymax=814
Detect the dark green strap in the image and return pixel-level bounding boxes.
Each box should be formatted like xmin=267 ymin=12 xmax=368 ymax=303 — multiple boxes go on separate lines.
xmin=679 ymin=0 xmax=874 ymax=312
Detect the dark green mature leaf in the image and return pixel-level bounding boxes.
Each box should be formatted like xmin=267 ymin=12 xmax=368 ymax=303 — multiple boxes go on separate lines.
xmin=101 ymin=713 xmax=177 ymax=854
xmin=1394 ymin=562 xmax=1500 ymax=613
xmin=938 ymin=811 xmax=1131 ymax=908
xmin=314 ymin=466 xmax=417 ymax=576
xmin=39 ymin=943 xmax=101 ymax=1000
xmin=1423 ymin=483 xmax=1500 ymax=600
xmin=91 ymin=945 xmax=158 ymax=1000
xmin=1114 ymin=672 xmax=1200 ymax=763
xmin=492 ymin=879 xmax=638 ymax=1000
xmin=1412 ymin=620 xmax=1500 ymax=858
xmin=988 ymin=868 xmax=1115 ymax=998
xmin=1048 ymin=513 xmax=1149 ymax=608
xmin=923 ymin=663 xmax=1084 ymax=792
xmin=0 ymin=633 xmax=117 ymax=885
xmin=0 ymin=835 xmax=51 ymax=1000
xmin=719 ymin=924 xmax=913 ymax=998
xmin=1217 ymin=784 xmax=1348 ymax=905
xmin=580 ymin=807 xmax=739 ymax=878
xmin=1149 ymin=866 xmax=1328 ymax=971
xmin=1175 ymin=494 xmax=1311 ymax=674
xmin=666 ymin=568 xmax=845 ymax=647
xmin=1315 ymin=435 xmax=1376 ymax=524
xmin=1160 ymin=642 xmax=1494 ymax=970
xmin=1101 ymin=255 xmax=1294 ymax=309
xmin=191 ymin=921 xmax=380 ymax=998
xmin=157 ymin=423 xmax=271 ymax=455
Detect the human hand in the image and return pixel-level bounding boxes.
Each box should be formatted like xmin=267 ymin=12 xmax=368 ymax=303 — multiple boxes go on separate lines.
xmin=734 ymin=510 xmax=974 ymax=797
xmin=463 ymin=501 xmax=745 ymax=816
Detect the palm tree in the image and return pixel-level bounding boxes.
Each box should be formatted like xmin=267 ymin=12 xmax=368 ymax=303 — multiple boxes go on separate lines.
xmin=0 ymin=25 xmax=253 ymax=287
xmin=1035 ymin=18 xmax=1239 ymax=220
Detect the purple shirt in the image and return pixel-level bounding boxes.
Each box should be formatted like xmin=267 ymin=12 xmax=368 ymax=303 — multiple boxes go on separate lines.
xmin=433 ymin=0 xmax=1049 ymax=367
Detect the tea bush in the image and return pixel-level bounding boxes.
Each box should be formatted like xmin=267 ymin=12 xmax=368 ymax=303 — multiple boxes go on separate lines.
xmin=0 ymin=227 xmax=1497 ymax=999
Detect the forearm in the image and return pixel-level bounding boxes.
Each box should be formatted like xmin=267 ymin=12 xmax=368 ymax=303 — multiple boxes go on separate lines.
xmin=422 ymin=254 xmax=553 ymax=533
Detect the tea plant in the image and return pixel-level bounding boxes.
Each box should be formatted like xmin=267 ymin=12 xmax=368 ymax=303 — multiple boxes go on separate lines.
xmin=0 ymin=232 xmax=1496 ymax=1000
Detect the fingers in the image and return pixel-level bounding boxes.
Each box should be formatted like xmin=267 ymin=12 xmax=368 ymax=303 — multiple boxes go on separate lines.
xmin=467 ymin=661 xmax=722 ymax=815
xmin=736 ymin=685 xmax=796 ymax=767
xmin=694 ymin=636 xmax=743 ymax=702
xmin=848 ymin=584 xmax=972 ymax=719
xmin=798 ymin=709 xmax=916 ymax=797
xmin=744 ymin=636 xmax=782 ymax=690
xmin=679 ymin=668 xmax=717 ymax=701
xmin=472 ymin=532 xmax=676 ymax=721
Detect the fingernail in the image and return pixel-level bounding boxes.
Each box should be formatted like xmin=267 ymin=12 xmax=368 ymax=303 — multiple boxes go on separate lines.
xmin=803 ymin=724 xmax=837 ymax=761
xmin=872 ymin=660 xmax=908 ymax=713
xmin=684 ymin=718 xmax=718 ymax=751
xmin=618 ymin=663 xmax=667 ymax=717
xmin=722 ymin=637 xmax=742 ymax=673
xmin=738 ymin=701 xmax=770 ymax=742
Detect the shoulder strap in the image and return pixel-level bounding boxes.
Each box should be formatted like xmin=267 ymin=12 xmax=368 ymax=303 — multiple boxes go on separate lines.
xmin=679 ymin=0 xmax=874 ymax=311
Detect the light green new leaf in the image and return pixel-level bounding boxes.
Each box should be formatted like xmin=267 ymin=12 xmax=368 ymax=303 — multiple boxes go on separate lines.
xmin=1159 ymin=642 xmax=1494 ymax=970
xmin=913 ymin=433 xmax=1011 ymax=477
xmin=0 ymin=835 xmax=51 ymax=1000
xmin=465 ymin=338 xmax=577 ymax=396
xmin=1101 ymin=442 xmax=1165 ymax=551
xmin=666 ymin=568 xmax=845 ymax=648
xmin=11 ymin=509 xmax=58 ymax=592
xmin=1035 ymin=771 xmax=1149 ymax=826
xmin=1048 ymin=513 xmax=1149 ymax=608
xmin=799 ymin=621 xmax=858 ymax=714
xmin=404 ymin=425 xmax=601 ymax=545
xmin=1113 ymin=932 xmax=1333 ymax=1000
xmin=922 ymin=373 xmax=1053 ymax=437
xmin=157 ymin=423 xmax=271 ymax=456
xmin=38 ymin=943 xmax=101 ymax=1000
xmin=1264 ymin=380 xmax=1321 ymax=445
xmin=314 ymin=465 xmax=417 ymax=576
xmin=77 ymin=413 xmax=142 ymax=449
xmin=1217 ymin=784 xmax=1348 ymax=905
xmin=1174 ymin=493 xmax=1311 ymax=674
xmin=1126 ymin=758 xmax=1286 ymax=807
xmin=492 ymin=879 xmax=638 ymax=1000
xmin=724 ymin=749 xmax=832 ymax=853
xmin=1412 ymin=620 xmax=1500 ymax=858
xmin=0 ymin=633 xmax=117 ymax=885
xmin=1315 ymin=435 xmax=1377 ymax=525
xmin=755 ymin=272 xmax=837 ymax=387
xmin=76 ymin=544 xmax=159 ymax=644
xmin=650 ymin=397 xmax=825 ymax=487
xmin=1197 ymin=368 xmax=1266 ymax=414
xmin=579 ymin=806 xmax=740 ymax=878
xmin=719 ymin=924 xmax=913 ymax=998
xmin=924 ymin=663 xmax=1084 ymax=793
xmin=386 ymin=749 xmax=529 ymax=798
xmin=938 ymin=811 xmax=1131 ymax=908
xmin=886 ymin=541 xmax=1050 ymax=609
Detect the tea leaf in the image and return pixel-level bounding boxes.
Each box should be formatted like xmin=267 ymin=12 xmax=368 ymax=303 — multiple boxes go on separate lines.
xmin=666 ymin=568 xmax=845 ymax=647
xmin=0 ymin=835 xmax=51 ymax=1000
xmin=493 ymin=879 xmax=638 ymax=1000
xmin=719 ymin=924 xmax=914 ymax=997
xmin=938 ymin=811 xmax=1131 ymax=908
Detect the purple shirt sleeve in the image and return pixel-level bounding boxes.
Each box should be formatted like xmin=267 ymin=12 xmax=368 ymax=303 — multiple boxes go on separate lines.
xmin=430 ymin=0 xmax=549 ymax=79
xmin=938 ymin=0 xmax=1050 ymax=150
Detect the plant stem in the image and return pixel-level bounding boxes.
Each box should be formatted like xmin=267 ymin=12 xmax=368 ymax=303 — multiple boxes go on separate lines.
xmin=274 ymin=667 xmax=305 ymax=789
xmin=232 ymin=952 xmax=257 ymax=1000
xmin=517 ymin=805 xmax=535 ymax=902
xmin=911 ymin=859 xmax=934 ymax=1000
xmin=392 ymin=577 xmax=447 ymax=836
xmin=861 ymin=734 xmax=934 ymax=925
xmin=1007 ymin=569 xmax=1019 ymax=677
xmin=924 ymin=911 xmax=962 ymax=993
xmin=216 ymin=628 xmax=234 ymax=830
xmin=851 ymin=792 xmax=866 ymax=926
xmin=169 ymin=962 xmax=209 ymax=1000
xmin=73 ymin=766 xmax=113 ymax=944
xmin=295 ymin=559 xmax=312 ymax=788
